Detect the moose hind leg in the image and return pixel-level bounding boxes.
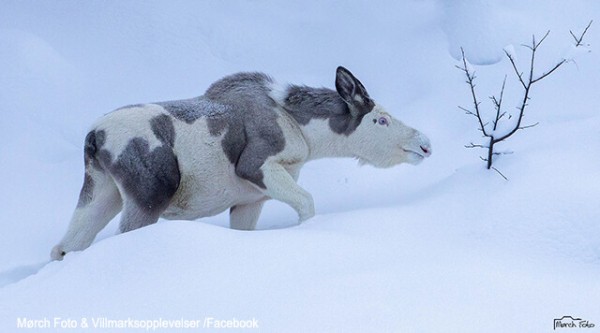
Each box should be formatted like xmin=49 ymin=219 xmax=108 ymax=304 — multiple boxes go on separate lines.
xmin=51 ymin=167 xmax=122 ymax=260
xmin=118 ymin=176 xmax=179 ymax=233
xmin=119 ymin=200 xmax=163 ymax=233
xmin=112 ymin=138 xmax=181 ymax=233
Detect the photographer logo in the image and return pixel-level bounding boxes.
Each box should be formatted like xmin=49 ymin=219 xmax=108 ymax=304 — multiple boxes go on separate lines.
xmin=554 ymin=316 xmax=595 ymax=330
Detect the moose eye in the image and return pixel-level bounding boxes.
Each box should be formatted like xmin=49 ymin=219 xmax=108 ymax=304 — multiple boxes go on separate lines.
xmin=377 ymin=117 xmax=389 ymax=126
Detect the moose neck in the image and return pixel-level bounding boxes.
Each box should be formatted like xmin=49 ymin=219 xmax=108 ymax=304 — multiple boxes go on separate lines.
xmin=301 ymin=120 xmax=360 ymax=161
xmin=282 ymin=85 xmax=364 ymax=161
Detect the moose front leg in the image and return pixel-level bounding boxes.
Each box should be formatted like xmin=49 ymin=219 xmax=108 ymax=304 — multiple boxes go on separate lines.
xmin=259 ymin=162 xmax=315 ymax=222
xmin=230 ymin=199 xmax=267 ymax=230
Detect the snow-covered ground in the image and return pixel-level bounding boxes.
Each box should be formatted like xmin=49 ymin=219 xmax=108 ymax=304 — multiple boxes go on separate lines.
xmin=1 ymin=1 xmax=599 ymax=332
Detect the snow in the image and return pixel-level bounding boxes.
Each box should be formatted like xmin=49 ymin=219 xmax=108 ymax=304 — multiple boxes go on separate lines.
xmin=1 ymin=1 xmax=599 ymax=332
xmin=438 ymin=0 xmax=511 ymax=65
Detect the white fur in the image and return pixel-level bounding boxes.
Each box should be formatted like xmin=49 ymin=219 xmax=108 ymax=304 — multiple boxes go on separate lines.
xmin=268 ymin=81 xmax=290 ymax=107
xmin=292 ymin=103 xmax=431 ymax=167
xmin=96 ymin=105 xmax=166 ymax=154
xmin=52 ymin=164 xmax=122 ymax=259
xmin=346 ymin=104 xmax=431 ymax=168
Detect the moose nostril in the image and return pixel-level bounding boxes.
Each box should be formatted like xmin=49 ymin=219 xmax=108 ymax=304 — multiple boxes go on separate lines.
xmin=420 ymin=146 xmax=430 ymax=155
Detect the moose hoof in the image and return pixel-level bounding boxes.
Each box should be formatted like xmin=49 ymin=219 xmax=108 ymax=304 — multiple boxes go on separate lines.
xmin=298 ymin=207 xmax=315 ymax=223
xmin=50 ymin=245 xmax=66 ymax=261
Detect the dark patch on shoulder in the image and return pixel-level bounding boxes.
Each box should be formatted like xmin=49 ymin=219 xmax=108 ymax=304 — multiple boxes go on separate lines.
xmin=150 ymin=71 xmax=284 ymax=189
xmin=150 ymin=114 xmax=176 ymax=147
xmin=202 ymin=72 xmax=284 ymax=189
xmin=157 ymin=97 xmax=229 ymax=124
xmin=207 ymin=115 xmax=247 ymax=165
xmin=283 ymin=85 xmax=370 ymax=135
xmin=108 ymin=137 xmax=180 ymax=212
xmin=76 ymin=173 xmax=95 ymax=208
xmin=234 ymin=132 xmax=285 ymax=189
xmin=206 ymin=116 xmax=228 ymax=136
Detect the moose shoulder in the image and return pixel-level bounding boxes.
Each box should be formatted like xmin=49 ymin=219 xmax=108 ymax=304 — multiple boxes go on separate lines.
xmin=51 ymin=67 xmax=432 ymax=260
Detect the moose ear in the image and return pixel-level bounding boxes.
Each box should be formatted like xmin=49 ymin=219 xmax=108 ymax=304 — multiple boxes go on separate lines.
xmin=335 ymin=66 xmax=374 ymax=117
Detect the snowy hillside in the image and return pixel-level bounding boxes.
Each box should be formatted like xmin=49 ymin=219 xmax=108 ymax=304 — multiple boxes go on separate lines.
xmin=1 ymin=1 xmax=599 ymax=332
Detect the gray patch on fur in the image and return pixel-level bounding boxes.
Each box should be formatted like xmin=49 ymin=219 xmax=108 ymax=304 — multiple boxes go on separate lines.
xmin=157 ymin=72 xmax=286 ymax=189
xmin=83 ymin=131 xmax=97 ymax=163
xmin=114 ymin=103 xmax=145 ymax=111
xmin=108 ymin=137 xmax=180 ymax=215
xmin=76 ymin=173 xmax=94 ymax=208
xmin=84 ymin=130 xmax=106 ymax=170
xmin=95 ymin=130 xmax=106 ymax=147
xmin=203 ymin=72 xmax=285 ymax=188
xmin=150 ymin=114 xmax=176 ymax=147
xmin=157 ymin=97 xmax=229 ymax=124
xmin=283 ymin=85 xmax=371 ymax=135
xmin=117 ymin=72 xmax=286 ymax=189
xmin=210 ymin=113 xmax=248 ymax=165
xmin=97 ymin=149 xmax=113 ymax=172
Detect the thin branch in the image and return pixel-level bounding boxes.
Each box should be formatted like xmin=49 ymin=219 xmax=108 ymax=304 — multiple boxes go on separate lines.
xmin=465 ymin=143 xmax=488 ymax=149
xmin=528 ymin=35 xmax=536 ymax=86
xmin=492 ymin=151 xmax=514 ymax=156
xmin=505 ymin=51 xmax=527 ymax=89
xmin=533 ymin=30 xmax=551 ymax=50
xmin=571 ymin=20 xmax=593 ymax=46
xmin=458 ymin=105 xmax=477 ymax=117
xmin=491 ymin=75 xmax=507 ymax=131
xmin=521 ymin=43 xmax=534 ymax=51
xmin=532 ymin=59 xmax=567 ymax=83
xmin=490 ymin=96 xmax=498 ymax=107
xmin=533 ymin=22 xmax=592 ymax=83
xmin=498 ymin=111 xmax=507 ymax=122
xmin=458 ymin=47 xmax=490 ymax=137
xmin=495 ymin=30 xmax=541 ymax=143
xmin=491 ymin=167 xmax=508 ymax=181
xmin=497 ymin=23 xmax=591 ymax=144
xmin=518 ymin=122 xmax=539 ymax=130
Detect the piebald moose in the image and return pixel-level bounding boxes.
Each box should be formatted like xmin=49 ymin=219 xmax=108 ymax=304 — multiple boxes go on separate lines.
xmin=51 ymin=67 xmax=431 ymax=260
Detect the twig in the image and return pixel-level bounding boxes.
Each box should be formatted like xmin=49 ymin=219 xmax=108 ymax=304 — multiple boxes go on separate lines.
xmin=534 ymin=31 xmax=551 ymax=50
xmin=458 ymin=106 xmax=477 ymax=117
xmin=518 ymin=122 xmax=539 ymax=130
xmin=491 ymin=76 xmax=507 ymax=131
xmin=532 ymin=59 xmax=567 ymax=83
xmin=505 ymin=51 xmax=527 ymax=89
xmin=492 ymin=151 xmax=514 ymax=156
xmin=491 ymin=167 xmax=508 ymax=181
xmin=465 ymin=143 xmax=488 ymax=149
xmin=571 ymin=20 xmax=593 ymax=46
xmin=458 ymin=48 xmax=490 ymax=137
